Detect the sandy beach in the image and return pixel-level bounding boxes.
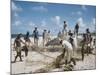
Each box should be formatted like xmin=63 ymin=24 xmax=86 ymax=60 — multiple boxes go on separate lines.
xmin=11 ymin=36 xmax=96 ymax=74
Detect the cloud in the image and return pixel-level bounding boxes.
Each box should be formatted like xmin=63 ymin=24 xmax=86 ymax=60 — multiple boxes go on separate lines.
xmin=77 ymin=17 xmax=85 ymax=27
xmin=13 ymin=20 xmax=22 ymax=26
xmin=32 ymin=6 xmax=48 ymax=12
xmin=71 ymin=11 xmax=82 ymax=16
xmin=51 ymin=16 xmax=61 ymax=26
xmin=77 ymin=11 xmax=82 ymax=15
xmin=12 ymin=2 xmax=17 ymax=11
xmin=14 ymin=12 xmax=19 ymax=17
xmin=28 ymin=21 xmax=35 ymax=27
xmin=41 ymin=20 xmax=46 ymax=27
xmin=71 ymin=5 xmax=86 ymax=16
xmin=89 ymin=18 xmax=96 ymax=32
xmin=92 ymin=18 xmax=96 ymax=25
xmin=12 ymin=1 xmax=22 ymax=19
xmin=76 ymin=17 xmax=87 ymax=33
xmin=12 ymin=1 xmax=22 ymax=12
xmin=76 ymin=17 xmax=96 ymax=33
xmin=82 ymin=5 xmax=87 ymax=11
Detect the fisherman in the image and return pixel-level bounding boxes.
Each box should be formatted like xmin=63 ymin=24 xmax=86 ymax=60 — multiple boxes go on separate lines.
xmin=93 ymin=38 xmax=96 ymax=46
xmin=43 ymin=29 xmax=47 ymax=47
xmin=33 ymin=27 xmax=39 ymax=46
xmin=93 ymin=38 xmax=96 ymax=51
xmin=24 ymin=31 xmax=30 ymax=42
xmin=13 ymin=33 xmax=25 ymax=62
xmin=62 ymin=21 xmax=68 ymax=39
xmin=63 ymin=21 xmax=67 ymax=30
xmin=69 ymin=33 xmax=74 ymax=46
xmin=68 ymin=30 xmax=72 ymax=36
xmin=85 ymin=28 xmax=91 ymax=55
xmin=81 ymin=33 xmax=87 ymax=61
xmin=24 ymin=31 xmax=30 ymax=57
xmin=60 ymin=40 xmax=76 ymax=65
xmin=74 ymin=23 xmax=79 ymax=36
xmin=47 ymin=30 xmax=51 ymax=42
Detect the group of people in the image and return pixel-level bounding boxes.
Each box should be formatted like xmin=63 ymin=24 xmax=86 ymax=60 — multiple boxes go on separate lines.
xmin=43 ymin=30 xmax=51 ymax=47
xmin=81 ymin=28 xmax=96 ymax=60
xmin=57 ymin=21 xmax=79 ymax=66
xmin=58 ymin=21 xmax=79 ymax=40
xmin=13 ymin=31 xmax=31 ymax=62
xmin=33 ymin=27 xmax=51 ymax=47
xmin=12 ymin=20 xmax=95 ymax=66
xmin=57 ymin=21 xmax=95 ymax=66
xmin=13 ymin=27 xmax=51 ymax=62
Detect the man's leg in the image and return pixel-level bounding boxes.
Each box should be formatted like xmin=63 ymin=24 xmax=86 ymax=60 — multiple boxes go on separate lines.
xmin=43 ymin=39 xmax=44 ymax=47
xmin=65 ymin=49 xmax=70 ymax=64
xmin=14 ymin=47 xmax=19 ymax=62
xmin=14 ymin=52 xmax=18 ymax=62
xmin=25 ymin=46 xmax=28 ymax=57
xmin=25 ymin=51 xmax=28 ymax=57
xmin=77 ymin=29 xmax=78 ymax=36
xmin=36 ymin=39 xmax=38 ymax=47
xmin=34 ymin=38 xmax=35 ymax=44
xmin=65 ymin=59 xmax=68 ymax=65
xmin=68 ymin=50 xmax=76 ymax=65
xmin=71 ymin=58 xmax=76 ymax=65
xmin=87 ymin=45 xmax=89 ymax=56
xmin=18 ymin=52 xmax=22 ymax=61
xmin=81 ymin=45 xmax=84 ymax=61
xmin=25 ymin=51 xmax=27 ymax=57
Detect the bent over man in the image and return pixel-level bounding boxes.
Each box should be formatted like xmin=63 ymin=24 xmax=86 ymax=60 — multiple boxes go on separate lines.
xmin=60 ymin=40 xmax=76 ymax=65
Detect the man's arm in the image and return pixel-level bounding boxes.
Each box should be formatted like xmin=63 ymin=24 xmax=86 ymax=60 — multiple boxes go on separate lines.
xmin=14 ymin=39 xmax=16 ymax=48
xmin=61 ymin=45 xmax=66 ymax=58
xmin=20 ymin=39 xmax=25 ymax=45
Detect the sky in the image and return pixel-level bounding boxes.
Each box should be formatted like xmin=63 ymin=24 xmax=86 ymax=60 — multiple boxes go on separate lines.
xmin=11 ymin=0 xmax=96 ymax=35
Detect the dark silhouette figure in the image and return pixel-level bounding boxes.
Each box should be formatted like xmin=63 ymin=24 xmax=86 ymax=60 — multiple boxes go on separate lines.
xmin=86 ymin=28 xmax=91 ymax=56
xmin=33 ymin=27 xmax=39 ymax=46
xmin=81 ymin=34 xmax=87 ymax=61
xmin=13 ymin=34 xmax=25 ymax=62
xmin=69 ymin=33 xmax=74 ymax=46
xmin=24 ymin=31 xmax=30 ymax=57
xmin=74 ymin=23 xmax=79 ymax=36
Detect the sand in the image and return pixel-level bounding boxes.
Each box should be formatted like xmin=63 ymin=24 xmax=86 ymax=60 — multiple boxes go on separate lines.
xmin=11 ymin=36 xmax=96 ymax=74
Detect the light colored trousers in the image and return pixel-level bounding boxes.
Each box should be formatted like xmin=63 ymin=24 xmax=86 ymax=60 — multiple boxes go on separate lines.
xmin=43 ymin=38 xmax=47 ymax=47
xmin=34 ymin=38 xmax=38 ymax=46
xmin=64 ymin=48 xmax=73 ymax=63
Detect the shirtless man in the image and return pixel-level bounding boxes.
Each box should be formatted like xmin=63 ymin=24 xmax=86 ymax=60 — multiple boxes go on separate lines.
xmin=13 ymin=34 xmax=25 ymax=63
xmin=24 ymin=31 xmax=31 ymax=57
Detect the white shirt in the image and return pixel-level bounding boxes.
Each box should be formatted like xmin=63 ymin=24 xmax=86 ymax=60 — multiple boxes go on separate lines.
xmin=62 ymin=40 xmax=73 ymax=50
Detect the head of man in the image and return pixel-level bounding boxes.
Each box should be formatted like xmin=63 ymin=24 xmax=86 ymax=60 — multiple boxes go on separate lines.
xmin=83 ymin=33 xmax=86 ymax=38
xmin=44 ymin=29 xmax=46 ymax=32
xmin=48 ymin=30 xmax=50 ymax=33
xmin=60 ymin=39 xmax=63 ymax=45
xmin=70 ymin=33 xmax=73 ymax=37
xmin=35 ymin=27 xmax=37 ymax=30
xmin=69 ymin=30 xmax=71 ymax=33
xmin=26 ymin=31 xmax=29 ymax=36
xmin=64 ymin=21 xmax=67 ymax=29
xmin=64 ymin=21 xmax=66 ymax=24
xmin=17 ymin=33 xmax=22 ymax=39
xmin=86 ymin=28 xmax=90 ymax=33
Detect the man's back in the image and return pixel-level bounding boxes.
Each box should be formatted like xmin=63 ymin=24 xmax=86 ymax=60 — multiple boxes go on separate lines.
xmin=33 ymin=30 xmax=38 ymax=38
xmin=62 ymin=40 xmax=73 ymax=50
xmin=75 ymin=24 xmax=79 ymax=29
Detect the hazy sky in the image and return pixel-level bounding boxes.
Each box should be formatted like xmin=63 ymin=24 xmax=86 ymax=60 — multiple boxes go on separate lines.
xmin=11 ymin=0 xmax=96 ymax=35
